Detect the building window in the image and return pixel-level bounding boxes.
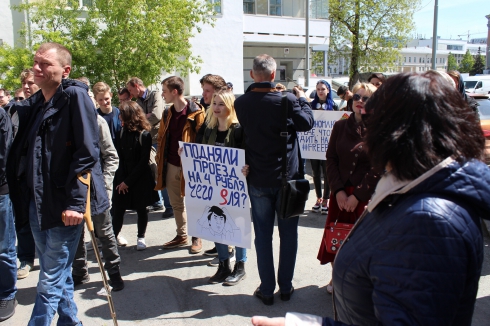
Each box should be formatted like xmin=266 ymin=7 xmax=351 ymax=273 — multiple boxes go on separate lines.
xmin=270 ymin=0 xmax=281 ymax=16
xmin=208 ymin=0 xmax=221 ymax=14
xmin=413 ymin=57 xmax=416 ymax=63
xmin=409 ymin=57 xmax=411 ymax=63
xmin=244 ymin=0 xmax=255 ymax=14
xmin=310 ymin=0 xmax=329 ymax=19
xmin=82 ymin=0 xmax=92 ymax=6
xmin=419 ymin=57 xmax=422 ymax=63
xmin=447 ymin=45 xmax=463 ymax=51
xmin=404 ymin=57 xmax=406 ymax=63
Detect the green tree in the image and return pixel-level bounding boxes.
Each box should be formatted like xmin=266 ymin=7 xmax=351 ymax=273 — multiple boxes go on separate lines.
xmin=312 ymin=51 xmax=324 ymax=76
xmin=329 ymin=0 xmax=420 ymax=88
xmin=447 ymin=52 xmax=458 ymax=71
xmin=459 ymin=49 xmax=475 ymax=73
xmin=470 ymin=47 xmax=485 ymax=76
xmin=8 ymin=0 xmax=213 ymax=90
xmin=0 ymin=44 xmax=32 ymax=90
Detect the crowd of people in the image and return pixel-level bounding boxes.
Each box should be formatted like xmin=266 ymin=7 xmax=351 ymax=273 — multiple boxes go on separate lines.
xmin=0 ymin=42 xmax=489 ymax=326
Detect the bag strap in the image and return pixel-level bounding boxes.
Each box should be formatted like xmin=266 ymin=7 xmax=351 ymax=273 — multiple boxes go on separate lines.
xmin=281 ymin=95 xmax=288 ymax=187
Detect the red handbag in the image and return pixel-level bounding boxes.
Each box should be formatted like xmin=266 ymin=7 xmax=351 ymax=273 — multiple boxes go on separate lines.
xmin=326 ymin=220 xmax=354 ymax=254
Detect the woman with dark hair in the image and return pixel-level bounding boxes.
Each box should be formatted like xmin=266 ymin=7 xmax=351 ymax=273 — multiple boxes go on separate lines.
xmin=367 ymin=72 xmax=386 ymax=88
xmin=310 ymin=80 xmax=337 ymax=214
xmin=252 ymin=71 xmax=490 ymax=326
xmin=112 ymin=101 xmax=159 ymax=251
xmin=317 ymin=82 xmax=379 ymax=293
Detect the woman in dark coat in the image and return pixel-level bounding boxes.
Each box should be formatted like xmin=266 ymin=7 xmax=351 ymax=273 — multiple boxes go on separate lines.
xmin=317 ymin=82 xmax=379 ymax=293
xmin=112 ymin=101 xmax=159 ymax=251
xmin=252 ymin=71 xmax=490 ymax=326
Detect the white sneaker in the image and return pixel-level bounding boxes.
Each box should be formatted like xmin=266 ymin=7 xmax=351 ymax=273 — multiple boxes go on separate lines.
xmin=117 ymin=235 xmax=128 ymax=247
xmin=208 ymin=248 xmax=236 ymax=266
xmin=137 ymin=237 xmax=146 ymax=251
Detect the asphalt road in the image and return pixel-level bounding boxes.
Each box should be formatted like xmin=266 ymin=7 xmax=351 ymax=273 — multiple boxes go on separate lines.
xmin=6 ymin=167 xmax=490 ymax=326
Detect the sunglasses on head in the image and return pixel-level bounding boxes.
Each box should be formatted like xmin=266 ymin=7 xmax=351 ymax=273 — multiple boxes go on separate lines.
xmin=353 ymin=94 xmax=369 ymax=102
xmin=371 ymin=82 xmax=382 ymax=87
xmin=14 ymin=97 xmax=25 ymax=101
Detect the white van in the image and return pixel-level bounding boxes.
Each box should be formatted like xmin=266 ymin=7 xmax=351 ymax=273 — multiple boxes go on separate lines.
xmin=464 ymin=76 xmax=490 ymax=94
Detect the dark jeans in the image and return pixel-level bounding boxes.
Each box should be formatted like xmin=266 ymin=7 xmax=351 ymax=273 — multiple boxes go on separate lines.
xmin=16 ymin=222 xmax=36 ymax=264
xmin=0 ymin=194 xmax=17 ymax=301
xmin=310 ymin=159 xmax=330 ymax=199
xmin=73 ymin=209 xmax=121 ymax=277
xmin=249 ymin=185 xmax=299 ymax=297
xmin=112 ymin=206 xmax=148 ymax=238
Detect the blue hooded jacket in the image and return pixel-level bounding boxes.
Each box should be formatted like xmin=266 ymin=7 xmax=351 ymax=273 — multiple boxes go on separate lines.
xmin=325 ymin=159 xmax=490 ymax=326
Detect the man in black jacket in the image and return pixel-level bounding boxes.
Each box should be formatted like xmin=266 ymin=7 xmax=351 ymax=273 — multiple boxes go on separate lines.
xmin=0 ymin=106 xmax=16 ymax=322
xmin=235 ymin=54 xmax=314 ymax=306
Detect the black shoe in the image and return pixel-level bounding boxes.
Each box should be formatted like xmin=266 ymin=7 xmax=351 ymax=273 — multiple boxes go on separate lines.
xmin=73 ymin=273 xmax=90 ymax=286
xmin=254 ymin=287 xmax=274 ymax=306
xmin=147 ymin=204 xmax=164 ymax=212
xmin=0 ymin=298 xmax=17 ymax=322
xmin=280 ymin=286 xmax=294 ymax=301
xmin=108 ymin=271 xmax=125 ymax=291
xmin=223 ymin=261 xmax=246 ymax=286
xmin=161 ymin=209 xmax=174 ymax=218
xmin=203 ymin=246 xmax=218 ymax=256
xmin=208 ymin=259 xmax=232 ymax=284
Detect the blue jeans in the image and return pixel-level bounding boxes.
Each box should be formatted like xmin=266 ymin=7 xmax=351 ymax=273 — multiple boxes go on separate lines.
xmin=16 ymin=221 xmax=36 ymax=264
xmin=249 ymin=186 xmax=299 ymax=297
xmin=28 ymin=198 xmax=83 ymax=326
xmin=0 ymin=194 xmax=17 ymax=301
xmin=216 ymin=243 xmax=247 ymax=263
xmin=152 ymin=144 xmax=172 ymax=210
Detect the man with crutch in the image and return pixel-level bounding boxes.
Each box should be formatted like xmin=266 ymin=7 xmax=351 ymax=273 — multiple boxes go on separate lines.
xmin=7 ymin=42 xmax=110 ymax=325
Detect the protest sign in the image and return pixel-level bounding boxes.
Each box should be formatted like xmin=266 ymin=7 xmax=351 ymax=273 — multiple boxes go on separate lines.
xmin=179 ymin=141 xmax=252 ymax=249
xmin=298 ymin=111 xmax=350 ymax=160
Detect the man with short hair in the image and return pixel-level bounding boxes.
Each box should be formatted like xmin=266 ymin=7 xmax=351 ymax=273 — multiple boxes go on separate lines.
xmin=126 ymin=77 xmax=169 ymax=213
xmin=336 ymin=85 xmax=353 ymax=111
xmin=117 ymin=87 xmax=131 ymax=103
xmin=155 ymin=76 xmax=205 ymax=253
xmin=235 ymin=54 xmax=314 ymax=306
xmin=21 ymin=69 xmax=40 ymax=99
xmin=199 ymin=74 xmax=227 ymax=110
xmin=7 ymin=42 xmax=109 ymax=325
xmin=13 ymin=89 xmax=24 ymax=102
xmin=0 ymin=89 xmax=10 ymax=108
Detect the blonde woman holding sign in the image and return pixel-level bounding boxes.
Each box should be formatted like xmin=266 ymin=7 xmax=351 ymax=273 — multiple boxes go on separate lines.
xmin=201 ymin=89 xmax=249 ymax=285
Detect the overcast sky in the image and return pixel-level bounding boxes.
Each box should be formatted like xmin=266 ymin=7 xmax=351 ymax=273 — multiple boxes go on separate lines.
xmin=412 ymin=0 xmax=488 ymax=41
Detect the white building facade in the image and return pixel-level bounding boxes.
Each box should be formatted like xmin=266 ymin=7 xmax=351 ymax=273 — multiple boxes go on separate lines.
xmin=2 ymin=0 xmax=331 ymax=95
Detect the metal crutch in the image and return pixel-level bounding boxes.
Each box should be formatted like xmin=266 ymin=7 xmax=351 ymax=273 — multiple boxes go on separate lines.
xmin=75 ymin=171 xmax=118 ymax=326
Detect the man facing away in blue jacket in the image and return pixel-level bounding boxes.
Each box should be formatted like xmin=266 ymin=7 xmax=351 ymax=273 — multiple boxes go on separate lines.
xmin=235 ymin=54 xmax=314 ymax=306
xmin=6 ymin=42 xmax=109 ymax=325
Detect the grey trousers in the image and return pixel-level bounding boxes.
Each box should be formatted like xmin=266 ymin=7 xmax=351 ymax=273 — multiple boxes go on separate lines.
xmin=72 ymin=209 xmax=121 ymax=276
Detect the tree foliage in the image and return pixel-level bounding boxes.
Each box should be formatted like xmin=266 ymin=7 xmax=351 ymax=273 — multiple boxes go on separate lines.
xmin=447 ymin=52 xmax=458 ymax=72
xmin=6 ymin=0 xmax=213 ymax=90
xmin=0 ymin=44 xmax=32 ymax=90
xmin=459 ymin=49 xmax=475 ymax=73
xmin=329 ymin=0 xmax=420 ymax=88
xmin=470 ymin=47 xmax=485 ymax=76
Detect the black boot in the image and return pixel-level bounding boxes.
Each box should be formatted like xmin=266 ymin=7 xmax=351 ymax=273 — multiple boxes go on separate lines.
xmin=223 ymin=261 xmax=246 ymax=286
xmin=108 ymin=270 xmax=125 ymax=291
xmin=208 ymin=259 xmax=232 ymax=284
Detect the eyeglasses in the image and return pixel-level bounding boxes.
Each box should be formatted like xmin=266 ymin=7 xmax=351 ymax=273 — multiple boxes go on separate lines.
xmin=371 ymin=82 xmax=382 ymax=87
xmin=14 ymin=97 xmax=25 ymax=101
xmin=353 ymin=94 xmax=370 ymax=102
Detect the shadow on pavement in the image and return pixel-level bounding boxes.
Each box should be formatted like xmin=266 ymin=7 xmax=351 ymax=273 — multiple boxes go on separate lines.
xmin=473 ymin=295 xmax=490 ymax=326
xmin=82 ymin=275 xmax=332 ymax=322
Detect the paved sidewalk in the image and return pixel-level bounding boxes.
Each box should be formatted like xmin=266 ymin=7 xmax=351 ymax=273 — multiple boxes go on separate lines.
xmin=6 ymin=168 xmax=490 ymax=325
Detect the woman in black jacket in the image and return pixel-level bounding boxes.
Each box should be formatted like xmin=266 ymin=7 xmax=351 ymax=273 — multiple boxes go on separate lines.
xmin=252 ymin=71 xmax=490 ymax=326
xmin=112 ymin=101 xmax=158 ymax=251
